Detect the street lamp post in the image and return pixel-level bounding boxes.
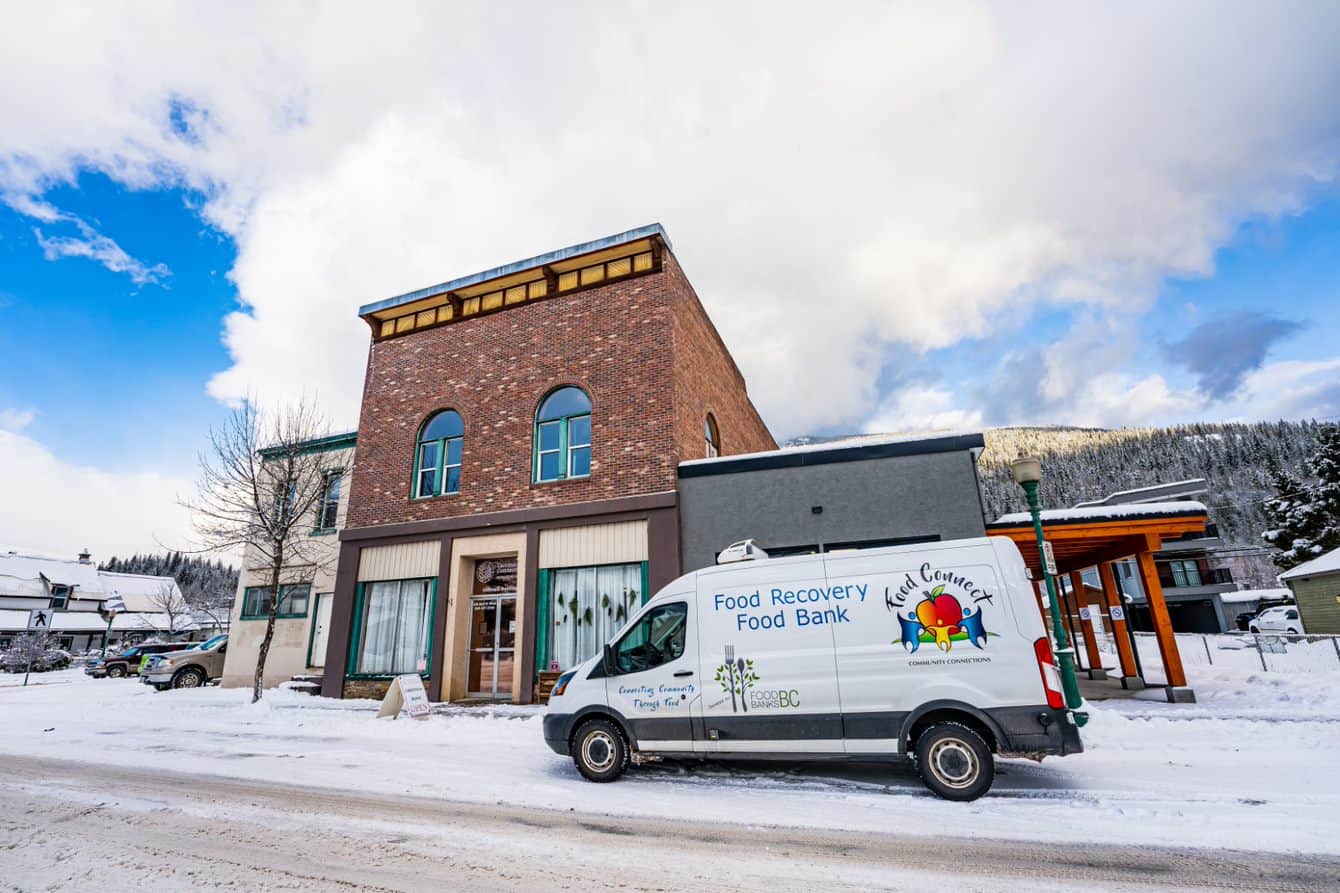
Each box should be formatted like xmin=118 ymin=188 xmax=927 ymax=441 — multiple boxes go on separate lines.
xmin=1010 ymin=455 xmax=1087 ymax=726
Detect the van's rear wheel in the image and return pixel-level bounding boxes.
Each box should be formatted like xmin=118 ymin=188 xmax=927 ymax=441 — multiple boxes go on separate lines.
xmin=572 ymin=719 xmax=628 ymax=783
xmin=914 ymin=722 xmax=994 ymax=801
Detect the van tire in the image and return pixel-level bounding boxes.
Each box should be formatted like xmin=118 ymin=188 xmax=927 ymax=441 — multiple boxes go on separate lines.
xmin=572 ymin=719 xmax=628 ymax=783
xmin=914 ymin=721 xmax=994 ymax=801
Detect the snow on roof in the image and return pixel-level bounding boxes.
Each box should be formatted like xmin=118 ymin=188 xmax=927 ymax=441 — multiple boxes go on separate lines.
xmin=1219 ymin=588 xmax=1292 ymax=605
xmin=1073 ymin=478 xmax=1209 ymax=508
xmin=0 ymin=551 xmax=103 ymax=591
xmin=1279 ymin=545 xmax=1340 ymax=581
xmin=680 ymin=430 xmax=983 ymax=468
xmin=992 ymin=501 xmax=1209 ymax=526
xmin=0 ymin=552 xmax=180 ymax=610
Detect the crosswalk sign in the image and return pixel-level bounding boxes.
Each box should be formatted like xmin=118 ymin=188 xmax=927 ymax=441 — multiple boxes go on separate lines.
xmin=27 ymin=609 xmax=53 ymax=630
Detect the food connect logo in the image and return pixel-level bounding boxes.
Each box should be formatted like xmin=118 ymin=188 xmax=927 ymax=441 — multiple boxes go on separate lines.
xmin=887 ymin=583 xmax=990 ymax=654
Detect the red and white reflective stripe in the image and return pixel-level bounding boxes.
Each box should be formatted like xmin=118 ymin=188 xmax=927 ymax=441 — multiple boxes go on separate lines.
xmin=1034 ymin=637 xmax=1064 ymax=709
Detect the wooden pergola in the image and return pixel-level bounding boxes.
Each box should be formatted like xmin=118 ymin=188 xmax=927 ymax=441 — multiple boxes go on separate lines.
xmin=985 ymin=506 xmax=1209 ymax=701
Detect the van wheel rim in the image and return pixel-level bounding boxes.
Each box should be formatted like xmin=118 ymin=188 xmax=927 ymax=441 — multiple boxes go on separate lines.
xmin=929 ymin=739 xmax=978 ymax=789
xmin=582 ymin=730 xmax=617 ymax=772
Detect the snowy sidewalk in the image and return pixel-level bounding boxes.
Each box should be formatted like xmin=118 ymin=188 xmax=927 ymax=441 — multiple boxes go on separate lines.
xmin=1 ymin=666 xmax=1336 ymax=855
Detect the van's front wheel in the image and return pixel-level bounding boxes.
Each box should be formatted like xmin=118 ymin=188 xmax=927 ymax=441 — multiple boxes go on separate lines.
xmin=572 ymin=719 xmax=628 ymax=783
xmin=914 ymin=722 xmax=994 ymax=801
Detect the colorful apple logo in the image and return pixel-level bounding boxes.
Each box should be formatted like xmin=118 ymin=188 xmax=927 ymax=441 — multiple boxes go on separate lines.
xmin=915 ymin=586 xmax=964 ymax=651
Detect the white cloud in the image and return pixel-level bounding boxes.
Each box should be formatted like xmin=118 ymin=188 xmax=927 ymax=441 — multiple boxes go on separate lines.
xmin=863 ymin=385 xmax=985 ymax=434
xmin=0 ymin=430 xmax=196 ymax=560
xmin=3 ymin=194 xmax=171 ymax=285
xmin=0 ymin=408 xmax=36 ymax=432
xmin=1 ymin=2 xmax=1338 ymax=437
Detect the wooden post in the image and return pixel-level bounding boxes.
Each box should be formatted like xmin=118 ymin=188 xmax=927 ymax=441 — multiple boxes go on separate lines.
xmin=1098 ymin=561 xmax=1139 ymax=682
xmin=1069 ymin=570 xmax=1105 ymax=676
xmin=1136 ymin=536 xmax=1189 ymax=694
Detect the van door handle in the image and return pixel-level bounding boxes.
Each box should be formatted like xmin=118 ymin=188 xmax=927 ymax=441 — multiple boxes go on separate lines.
xmin=673 ymin=670 xmax=693 ymax=677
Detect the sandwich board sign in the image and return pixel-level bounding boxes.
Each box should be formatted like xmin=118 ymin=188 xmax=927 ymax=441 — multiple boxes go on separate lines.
xmin=27 ymin=609 xmax=53 ymax=631
xmin=377 ymin=673 xmax=432 ymax=721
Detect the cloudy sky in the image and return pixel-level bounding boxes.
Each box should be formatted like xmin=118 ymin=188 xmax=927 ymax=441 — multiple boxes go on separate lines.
xmin=2 ymin=2 xmax=1340 ymax=559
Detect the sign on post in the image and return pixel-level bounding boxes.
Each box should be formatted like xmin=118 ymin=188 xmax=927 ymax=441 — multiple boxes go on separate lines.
xmin=27 ymin=609 xmax=53 ymax=631
xmin=377 ymin=673 xmax=432 ymax=721
xmin=1109 ymin=605 xmax=1126 ymax=622
xmin=1078 ymin=606 xmax=1091 ymax=621
xmin=1041 ymin=541 xmax=1058 ymax=576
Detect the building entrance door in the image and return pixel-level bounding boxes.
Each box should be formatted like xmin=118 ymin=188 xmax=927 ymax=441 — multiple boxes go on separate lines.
xmin=467 ymin=595 xmax=516 ymax=699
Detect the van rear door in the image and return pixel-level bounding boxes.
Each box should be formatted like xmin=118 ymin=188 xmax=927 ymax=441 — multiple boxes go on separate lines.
xmin=694 ymin=557 xmax=844 ymax=754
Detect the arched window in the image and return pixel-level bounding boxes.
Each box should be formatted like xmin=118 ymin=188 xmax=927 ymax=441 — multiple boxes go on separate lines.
xmin=705 ymin=414 xmax=720 ymax=458
xmin=414 ymin=410 xmax=464 ymax=498
xmin=535 ymin=386 xmax=592 ymax=482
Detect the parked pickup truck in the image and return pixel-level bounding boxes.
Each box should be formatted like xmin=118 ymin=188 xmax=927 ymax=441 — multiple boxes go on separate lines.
xmin=87 ymin=643 xmax=184 ymax=679
xmin=141 ymin=635 xmax=228 ymax=690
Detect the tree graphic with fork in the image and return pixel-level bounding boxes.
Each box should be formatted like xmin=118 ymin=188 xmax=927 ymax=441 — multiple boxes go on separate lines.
xmin=715 ymin=645 xmax=759 ymax=713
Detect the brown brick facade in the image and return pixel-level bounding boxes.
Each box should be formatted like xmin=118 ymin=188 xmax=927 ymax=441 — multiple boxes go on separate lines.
xmin=346 ymin=247 xmax=773 ymax=530
xmin=667 ymin=253 xmax=777 ymax=462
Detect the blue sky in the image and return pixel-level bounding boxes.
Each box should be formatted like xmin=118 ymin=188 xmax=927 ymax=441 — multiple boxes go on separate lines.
xmin=2 ymin=3 xmax=1339 ymax=558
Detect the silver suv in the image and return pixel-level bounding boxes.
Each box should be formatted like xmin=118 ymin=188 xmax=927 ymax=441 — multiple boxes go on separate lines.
xmin=141 ymin=635 xmax=229 ymax=690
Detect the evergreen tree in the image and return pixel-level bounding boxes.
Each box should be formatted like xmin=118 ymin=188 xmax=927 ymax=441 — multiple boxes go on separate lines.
xmin=1263 ymin=424 xmax=1340 ymax=568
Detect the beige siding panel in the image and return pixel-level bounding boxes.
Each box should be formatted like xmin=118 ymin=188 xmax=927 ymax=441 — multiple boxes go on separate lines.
xmin=538 ymin=521 xmax=648 ymax=569
xmin=357 ymin=541 xmax=441 ymax=582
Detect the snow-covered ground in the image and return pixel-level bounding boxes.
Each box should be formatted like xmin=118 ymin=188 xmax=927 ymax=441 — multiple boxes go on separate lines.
xmin=2 ymin=664 xmax=1337 ymax=856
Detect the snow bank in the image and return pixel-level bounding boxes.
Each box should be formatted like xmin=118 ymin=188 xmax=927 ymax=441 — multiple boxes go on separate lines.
xmin=1 ymin=666 xmax=1337 ymax=855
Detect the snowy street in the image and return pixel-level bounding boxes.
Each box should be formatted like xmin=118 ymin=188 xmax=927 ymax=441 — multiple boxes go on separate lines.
xmin=2 ymin=667 xmax=1339 ymax=890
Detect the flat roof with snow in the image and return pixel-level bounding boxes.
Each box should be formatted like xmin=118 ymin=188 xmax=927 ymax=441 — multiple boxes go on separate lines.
xmin=678 ymin=431 xmax=985 ymax=479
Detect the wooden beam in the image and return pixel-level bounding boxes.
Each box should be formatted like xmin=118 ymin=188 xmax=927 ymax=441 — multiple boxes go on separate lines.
xmin=1054 ymin=536 xmax=1150 ymax=575
xmin=1098 ymin=561 xmax=1138 ymax=680
xmin=1069 ymin=571 xmax=1105 ymax=671
xmin=1136 ymin=541 xmax=1187 ymax=687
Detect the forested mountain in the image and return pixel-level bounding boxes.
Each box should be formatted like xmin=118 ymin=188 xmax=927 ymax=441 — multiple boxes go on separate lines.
xmin=789 ymin=421 xmax=1327 ymax=586
xmin=99 ymin=552 xmax=238 ymax=604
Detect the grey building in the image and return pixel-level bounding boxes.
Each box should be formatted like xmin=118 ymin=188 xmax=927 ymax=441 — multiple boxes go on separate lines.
xmin=676 ymin=433 xmax=988 ymax=571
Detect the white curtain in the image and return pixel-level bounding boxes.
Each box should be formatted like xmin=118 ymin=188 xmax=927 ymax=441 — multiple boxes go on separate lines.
xmin=357 ymin=579 xmax=431 ymax=675
xmin=551 ymin=563 xmax=642 ymax=670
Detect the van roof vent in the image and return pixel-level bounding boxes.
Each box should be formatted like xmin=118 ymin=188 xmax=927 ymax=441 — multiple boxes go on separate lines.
xmin=717 ymin=539 xmax=769 ymax=565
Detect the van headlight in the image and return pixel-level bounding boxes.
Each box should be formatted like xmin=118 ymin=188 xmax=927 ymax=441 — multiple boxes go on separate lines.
xmin=551 ymin=670 xmax=576 ymax=699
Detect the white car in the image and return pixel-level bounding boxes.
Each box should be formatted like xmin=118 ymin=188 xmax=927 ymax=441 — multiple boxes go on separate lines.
xmin=1250 ymin=605 xmax=1303 ymax=635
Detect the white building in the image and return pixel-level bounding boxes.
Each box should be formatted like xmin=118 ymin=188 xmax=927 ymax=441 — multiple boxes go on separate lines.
xmin=0 ymin=550 xmax=196 ymax=653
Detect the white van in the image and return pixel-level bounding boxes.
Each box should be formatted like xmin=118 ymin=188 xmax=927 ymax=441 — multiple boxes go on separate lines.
xmin=543 ymin=536 xmax=1082 ymax=800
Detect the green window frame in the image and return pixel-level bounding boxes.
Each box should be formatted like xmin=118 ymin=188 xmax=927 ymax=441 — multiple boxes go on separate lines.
xmin=534 ymin=386 xmax=592 ymax=483
xmin=346 ymin=577 xmax=438 ymax=678
xmin=413 ymin=410 xmax=464 ymax=499
xmin=240 ymin=583 xmax=312 ymax=620
xmin=313 ymin=471 xmax=343 ymax=534
xmin=535 ymin=560 xmax=648 ymax=676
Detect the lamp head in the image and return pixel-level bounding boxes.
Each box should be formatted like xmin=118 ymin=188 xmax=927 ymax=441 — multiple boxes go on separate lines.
xmin=1010 ymin=455 xmax=1043 ymax=485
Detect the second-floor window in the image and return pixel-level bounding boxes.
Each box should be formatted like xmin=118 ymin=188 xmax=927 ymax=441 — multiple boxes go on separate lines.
xmin=535 ymin=386 xmax=591 ymax=482
xmin=705 ymin=414 xmax=720 ymax=458
xmin=315 ymin=472 xmax=342 ymax=532
xmin=414 ymin=410 xmax=464 ymax=498
xmin=50 ymin=584 xmax=71 ymax=609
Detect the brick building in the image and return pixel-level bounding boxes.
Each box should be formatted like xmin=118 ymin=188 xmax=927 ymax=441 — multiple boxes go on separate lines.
xmin=322 ymin=224 xmax=776 ymax=702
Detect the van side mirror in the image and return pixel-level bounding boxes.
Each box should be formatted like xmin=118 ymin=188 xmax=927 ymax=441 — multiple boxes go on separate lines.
xmin=603 ymin=643 xmax=617 ymax=676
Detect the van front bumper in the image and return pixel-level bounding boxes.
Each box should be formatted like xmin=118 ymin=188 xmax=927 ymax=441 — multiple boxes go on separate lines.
xmin=543 ymin=713 xmax=575 ymax=756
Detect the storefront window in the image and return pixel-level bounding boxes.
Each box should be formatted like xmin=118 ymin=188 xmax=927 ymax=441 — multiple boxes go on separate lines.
xmin=355 ymin=578 xmax=433 ymax=675
xmin=549 ymin=563 xmax=643 ymax=670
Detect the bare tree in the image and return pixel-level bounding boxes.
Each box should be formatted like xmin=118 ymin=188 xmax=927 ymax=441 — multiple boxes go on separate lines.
xmin=185 ymin=400 xmax=338 ymax=703
xmin=181 ymin=579 xmax=234 ymax=638
xmin=146 ymin=583 xmax=191 ymax=637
